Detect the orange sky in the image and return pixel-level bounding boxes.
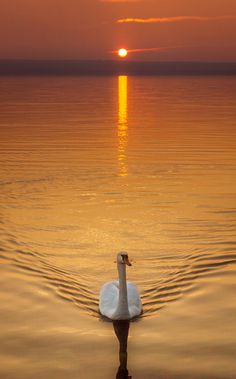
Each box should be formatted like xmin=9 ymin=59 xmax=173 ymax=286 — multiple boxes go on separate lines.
xmin=1 ymin=0 xmax=236 ymax=61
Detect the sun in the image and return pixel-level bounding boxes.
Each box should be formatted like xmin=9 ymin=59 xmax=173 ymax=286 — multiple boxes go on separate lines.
xmin=118 ymin=48 xmax=128 ymax=58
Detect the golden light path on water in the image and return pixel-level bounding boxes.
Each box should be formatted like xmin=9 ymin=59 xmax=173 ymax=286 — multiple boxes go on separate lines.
xmin=118 ymin=75 xmax=128 ymax=177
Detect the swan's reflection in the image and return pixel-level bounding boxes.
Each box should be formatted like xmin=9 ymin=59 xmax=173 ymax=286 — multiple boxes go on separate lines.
xmin=113 ymin=320 xmax=132 ymax=379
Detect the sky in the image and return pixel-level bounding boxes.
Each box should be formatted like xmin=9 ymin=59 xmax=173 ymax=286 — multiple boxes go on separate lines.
xmin=1 ymin=0 xmax=236 ymax=61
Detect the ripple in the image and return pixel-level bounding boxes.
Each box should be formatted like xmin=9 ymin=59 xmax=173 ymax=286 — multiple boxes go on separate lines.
xmin=0 ymin=229 xmax=99 ymax=317
xmin=141 ymin=251 xmax=236 ymax=316
xmin=1 ymin=227 xmax=236 ymax=320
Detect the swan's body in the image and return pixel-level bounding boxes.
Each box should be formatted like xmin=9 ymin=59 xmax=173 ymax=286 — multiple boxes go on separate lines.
xmin=99 ymin=252 xmax=142 ymax=320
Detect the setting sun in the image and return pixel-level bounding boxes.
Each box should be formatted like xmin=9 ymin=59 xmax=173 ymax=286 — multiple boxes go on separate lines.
xmin=118 ymin=48 xmax=128 ymax=58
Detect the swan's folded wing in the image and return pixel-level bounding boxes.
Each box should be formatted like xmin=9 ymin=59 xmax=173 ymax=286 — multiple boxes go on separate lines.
xmin=127 ymin=282 xmax=142 ymax=317
xmin=99 ymin=281 xmax=119 ymax=319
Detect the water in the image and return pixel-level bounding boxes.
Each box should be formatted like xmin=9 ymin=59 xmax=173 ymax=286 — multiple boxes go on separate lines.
xmin=0 ymin=75 xmax=236 ymax=379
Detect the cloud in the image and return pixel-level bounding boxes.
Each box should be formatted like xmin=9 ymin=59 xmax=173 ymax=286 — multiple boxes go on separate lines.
xmin=128 ymin=45 xmax=186 ymax=53
xmin=117 ymin=15 xmax=236 ymax=24
xmin=111 ymin=44 xmax=190 ymax=54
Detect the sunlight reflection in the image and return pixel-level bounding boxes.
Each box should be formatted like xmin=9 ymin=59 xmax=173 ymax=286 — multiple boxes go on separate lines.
xmin=118 ymin=75 xmax=128 ymax=177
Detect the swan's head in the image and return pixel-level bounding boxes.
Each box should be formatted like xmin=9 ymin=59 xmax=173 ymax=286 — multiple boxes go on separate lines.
xmin=117 ymin=252 xmax=132 ymax=266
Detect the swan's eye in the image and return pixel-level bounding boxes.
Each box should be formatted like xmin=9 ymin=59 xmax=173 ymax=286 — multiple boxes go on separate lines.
xmin=121 ymin=254 xmax=128 ymax=263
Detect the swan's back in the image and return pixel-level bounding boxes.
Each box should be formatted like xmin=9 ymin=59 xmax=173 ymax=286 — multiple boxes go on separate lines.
xmin=99 ymin=280 xmax=142 ymax=320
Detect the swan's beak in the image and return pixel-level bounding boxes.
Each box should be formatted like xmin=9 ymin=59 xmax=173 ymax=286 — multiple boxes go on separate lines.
xmin=124 ymin=256 xmax=132 ymax=266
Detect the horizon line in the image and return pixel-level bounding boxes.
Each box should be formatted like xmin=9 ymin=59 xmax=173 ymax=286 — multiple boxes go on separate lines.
xmin=0 ymin=59 xmax=236 ymax=63
xmin=1 ymin=60 xmax=236 ymax=76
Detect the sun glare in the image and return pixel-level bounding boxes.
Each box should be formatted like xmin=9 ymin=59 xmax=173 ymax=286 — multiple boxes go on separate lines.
xmin=118 ymin=48 xmax=128 ymax=58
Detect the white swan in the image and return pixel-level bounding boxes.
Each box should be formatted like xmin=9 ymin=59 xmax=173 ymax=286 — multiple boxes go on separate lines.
xmin=99 ymin=252 xmax=142 ymax=320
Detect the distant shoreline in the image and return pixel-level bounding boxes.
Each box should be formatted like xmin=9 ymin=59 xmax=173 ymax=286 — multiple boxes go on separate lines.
xmin=0 ymin=60 xmax=236 ymax=75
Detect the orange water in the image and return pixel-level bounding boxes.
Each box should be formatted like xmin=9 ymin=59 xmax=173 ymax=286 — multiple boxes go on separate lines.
xmin=0 ymin=76 xmax=236 ymax=378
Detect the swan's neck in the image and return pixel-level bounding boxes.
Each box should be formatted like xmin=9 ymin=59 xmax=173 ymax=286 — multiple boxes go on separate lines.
xmin=115 ymin=263 xmax=130 ymax=319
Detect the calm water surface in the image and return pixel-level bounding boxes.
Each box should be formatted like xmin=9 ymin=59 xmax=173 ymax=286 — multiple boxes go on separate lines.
xmin=0 ymin=76 xmax=236 ymax=378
